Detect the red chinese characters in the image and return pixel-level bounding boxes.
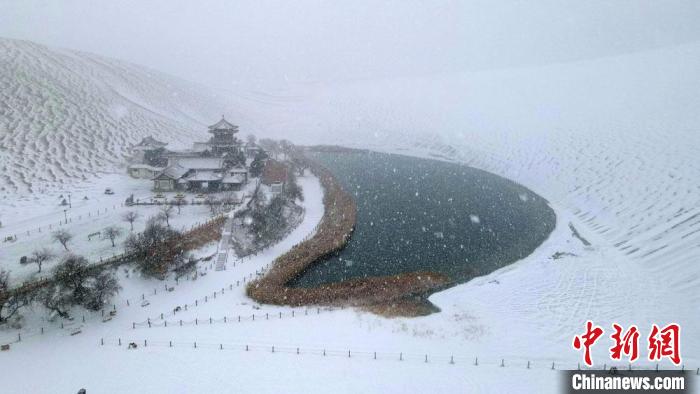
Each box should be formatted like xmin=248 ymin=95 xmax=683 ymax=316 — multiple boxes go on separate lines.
xmin=573 ymin=322 xmax=682 ymax=366
xmin=573 ymin=320 xmax=604 ymax=366
xmin=609 ymin=324 xmax=640 ymax=362
xmin=648 ymin=323 xmax=681 ymax=365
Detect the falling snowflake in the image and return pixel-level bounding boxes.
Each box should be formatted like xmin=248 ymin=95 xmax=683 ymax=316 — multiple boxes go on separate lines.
xmin=469 ymin=214 xmax=480 ymax=224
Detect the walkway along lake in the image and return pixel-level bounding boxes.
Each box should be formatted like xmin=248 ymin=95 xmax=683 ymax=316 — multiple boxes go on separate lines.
xmin=290 ymin=150 xmax=556 ymax=291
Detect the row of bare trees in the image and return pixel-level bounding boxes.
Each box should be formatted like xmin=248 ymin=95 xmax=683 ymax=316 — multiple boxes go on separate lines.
xmin=2 ymin=255 xmax=121 ymax=323
xmin=22 ymin=208 xmax=165 ymax=272
xmin=3 ymin=201 xmax=224 ymax=325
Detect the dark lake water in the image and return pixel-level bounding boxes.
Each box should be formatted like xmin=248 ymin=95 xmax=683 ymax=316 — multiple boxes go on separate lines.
xmin=290 ymin=150 xmax=556 ymax=288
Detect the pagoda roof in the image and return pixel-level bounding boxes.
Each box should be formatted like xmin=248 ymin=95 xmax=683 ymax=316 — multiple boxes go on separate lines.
xmin=208 ymin=116 xmax=239 ymax=131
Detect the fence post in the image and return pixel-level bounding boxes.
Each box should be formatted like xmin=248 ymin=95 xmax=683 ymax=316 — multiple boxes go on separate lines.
xmin=475 ymin=357 xmax=478 ymax=366
xmin=18 ymin=333 xmax=21 ymax=342
xmin=144 ymin=339 xmax=147 ymax=347
xmin=425 ymin=354 xmax=428 ymax=363
xmin=551 ymin=362 xmax=554 ymax=370
xmin=246 ymin=345 xmax=249 ymax=351
xmin=118 ymin=338 xmax=121 ymax=346
xmin=450 ymin=355 xmax=454 ymax=364
xmin=501 ymin=359 xmax=504 ymax=367
xmin=101 ymin=338 xmax=104 ymax=346
xmin=272 ymin=345 xmax=275 ymax=353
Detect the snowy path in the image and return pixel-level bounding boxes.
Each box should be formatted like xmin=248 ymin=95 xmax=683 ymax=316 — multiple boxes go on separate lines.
xmin=215 ymin=213 xmax=235 ymax=271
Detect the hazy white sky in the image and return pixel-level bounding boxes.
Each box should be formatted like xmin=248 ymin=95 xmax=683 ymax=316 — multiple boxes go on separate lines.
xmin=2 ymin=0 xmax=700 ymax=89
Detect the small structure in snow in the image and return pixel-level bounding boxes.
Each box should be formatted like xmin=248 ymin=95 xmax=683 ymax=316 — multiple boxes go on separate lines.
xmin=261 ymin=160 xmax=289 ymax=195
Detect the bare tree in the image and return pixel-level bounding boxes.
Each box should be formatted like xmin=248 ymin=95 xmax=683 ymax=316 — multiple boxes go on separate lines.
xmin=204 ymin=196 xmax=220 ymax=215
xmin=22 ymin=248 xmax=55 ymax=273
xmin=173 ymin=198 xmax=184 ymax=214
xmin=52 ymin=229 xmax=73 ymax=251
xmin=0 ymin=270 xmax=32 ymax=323
xmin=125 ymin=221 xmax=182 ymax=279
xmin=246 ymin=134 xmax=256 ymax=145
xmin=84 ymin=271 xmax=121 ymax=311
xmin=41 ymin=254 xmax=120 ymax=316
xmin=103 ymin=226 xmax=123 ymax=247
xmin=122 ymin=211 xmax=139 ymax=231
xmin=158 ymin=205 xmax=174 ymax=227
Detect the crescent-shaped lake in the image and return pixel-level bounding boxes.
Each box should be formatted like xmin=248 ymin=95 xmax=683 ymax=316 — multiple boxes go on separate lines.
xmin=290 ymin=150 xmax=556 ymax=289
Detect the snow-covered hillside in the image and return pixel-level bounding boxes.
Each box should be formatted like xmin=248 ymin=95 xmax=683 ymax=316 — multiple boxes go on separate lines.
xmin=228 ymin=42 xmax=700 ymax=360
xmin=0 ymin=37 xmax=232 ymax=198
xmin=1 ymin=37 xmax=698 ymax=393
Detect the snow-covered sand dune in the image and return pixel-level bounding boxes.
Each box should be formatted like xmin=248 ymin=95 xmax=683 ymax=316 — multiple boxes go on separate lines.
xmin=1 ymin=38 xmax=699 ymax=392
xmin=0 ymin=37 xmax=231 ymax=198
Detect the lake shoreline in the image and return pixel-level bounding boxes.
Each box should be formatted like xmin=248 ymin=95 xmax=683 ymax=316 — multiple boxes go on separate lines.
xmin=247 ymin=148 xmax=451 ymax=314
xmin=248 ymin=146 xmax=554 ymax=316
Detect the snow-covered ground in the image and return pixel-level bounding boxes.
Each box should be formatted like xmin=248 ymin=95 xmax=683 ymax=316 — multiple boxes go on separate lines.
xmin=0 ymin=172 xmax=237 ymax=283
xmin=1 ymin=37 xmax=699 ymax=393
